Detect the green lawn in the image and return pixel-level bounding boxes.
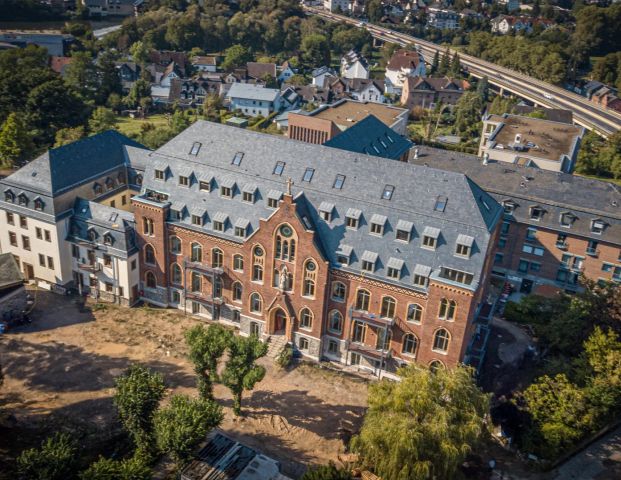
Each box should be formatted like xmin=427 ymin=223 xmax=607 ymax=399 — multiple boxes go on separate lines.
xmin=115 ymin=114 xmax=170 ymax=137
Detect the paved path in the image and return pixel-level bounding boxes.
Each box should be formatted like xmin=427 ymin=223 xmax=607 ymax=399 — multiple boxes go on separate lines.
xmin=550 ymin=425 xmax=621 ymax=479
xmin=93 ymin=24 xmax=121 ymax=39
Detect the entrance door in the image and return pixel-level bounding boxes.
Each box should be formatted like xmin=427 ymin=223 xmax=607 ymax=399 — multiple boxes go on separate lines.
xmin=520 ymin=279 xmax=533 ymax=294
xmin=23 ymin=263 xmax=34 ymax=280
xmin=273 ymin=309 xmax=287 ymax=334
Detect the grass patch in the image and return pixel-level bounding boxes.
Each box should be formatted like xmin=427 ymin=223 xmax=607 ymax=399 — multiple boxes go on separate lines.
xmin=114 ymin=114 xmax=170 ymax=137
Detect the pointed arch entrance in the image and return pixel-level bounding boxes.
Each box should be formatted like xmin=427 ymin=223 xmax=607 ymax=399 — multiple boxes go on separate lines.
xmin=270 ymin=307 xmax=288 ymax=335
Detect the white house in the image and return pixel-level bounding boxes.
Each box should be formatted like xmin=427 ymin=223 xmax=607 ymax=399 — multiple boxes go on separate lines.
xmin=324 ymin=0 xmax=351 ymax=12
xmin=384 ymin=49 xmax=427 ymax=95
xmin=311 ymin=66 xmax=337 ymax=87
xmin=159 ymin=61 xmax=183 ymax=87
xmin=226 ymin=83 xmax=283 ymax=117
xmin=348 ymin=79 xmax=387 ymax=104
xmin=340 ymin=50 xmax=370 ymax=80
xmin=192 ymin=55 xmax=217 ymax=73
xmin=427 ymin=8 xmax=460 ymax=30
xmin=277 ymin=61 xmax=296 ymax=83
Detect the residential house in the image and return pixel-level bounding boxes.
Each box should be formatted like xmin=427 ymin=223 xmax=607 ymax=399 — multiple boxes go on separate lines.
xmin=401 ymin=76 xmax=469 ymax=109
xmin=278 ymin=61 xmax=296 ymax=83
xmin=324 ymin=0 xmax=352 ymax=12
xmin=81 ymin=0 xmax=136 ymax=16
xmin=159 ymin=61 xmax=184 ymax=87
xmin=226 ymin=83 xmax=282 ymax=117
xmin=247 ymin=62 xmax=277 ymax=82
xmin=410 ymin=149 xmax=621 ymax=295
xmin=115 ymin=61 xmax=141 ymax=92
xmin=427 ymin=8 xmax=460 ymax=30
xmin=49 ymin=56 xmax=72 ymax=76
xmin=311 ymin=66 xmax=337 ymax=86
xmin=148 ymin=50 xmax=188 ymax=75
xmin=340 ymin=50 xmax=370 ymax=80
xmin=192 ymin=55 xmax=218 ymax=73
xmin=0 ymin=31 xmax=74 ymax=56
xmin=324 ymin=114 xmax=413 ymax=161
xmin=491 ymin=15 xmax=553 ymax=34
xmin=478 ymin=113 xmax=584 ymax=173
xmin=497 ymin=0 xmax=520 ymax=12
xmin=329 ymin=77 xmax=387 ymax=104
xmin=384 ymin=49 xmax=427 ymax=95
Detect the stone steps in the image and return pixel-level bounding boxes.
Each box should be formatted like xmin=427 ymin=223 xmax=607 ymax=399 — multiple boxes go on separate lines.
xmin=266 ymin=335 xmax=288 ymax=358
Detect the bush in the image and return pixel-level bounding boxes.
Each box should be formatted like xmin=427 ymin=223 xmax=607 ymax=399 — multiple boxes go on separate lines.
xmin=275 ymin=344 xmax=293 ymax=369
xmin=301 ymin=462 xmax=352 ymax=480
xmin=17 ymin=432 xmax=77 ymax=480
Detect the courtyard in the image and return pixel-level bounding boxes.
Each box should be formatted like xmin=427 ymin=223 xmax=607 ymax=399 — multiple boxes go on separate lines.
xmin=0 ymin=289 xmax=368 ymax=479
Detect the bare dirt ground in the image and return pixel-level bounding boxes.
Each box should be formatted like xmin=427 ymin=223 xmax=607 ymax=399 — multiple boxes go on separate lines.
xmin=0 ymin=289 xmax=368 ymax=479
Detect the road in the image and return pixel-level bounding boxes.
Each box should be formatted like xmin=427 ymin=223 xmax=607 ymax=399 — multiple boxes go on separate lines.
xmin=93 ymin=24 xmax=121 ymax=39
xmin=303 ymin=7 xmax=621 ymax=137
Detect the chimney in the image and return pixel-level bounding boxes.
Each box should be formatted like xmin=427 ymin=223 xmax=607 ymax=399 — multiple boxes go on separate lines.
xmin=414 ymin=148 xmax=419 ymax=159
xmin=482 ymin=152 xmax=489 ymax=165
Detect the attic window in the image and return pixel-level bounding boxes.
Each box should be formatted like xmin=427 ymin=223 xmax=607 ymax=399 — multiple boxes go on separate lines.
xmin=87 ymin=228 xmax=97 ymax=241
xmin=502 ymin=200 xmax=516 ymax=214
xmin=273 ymin=161 xmax=285 ymax=176
xmin=302 ymin=168 xmax=315 ymax=183
xmin=530 ymin=206 xmax=544 ymax=221
xmin=103 ymin=233 xmax=113 ymax=246
xmin=179 ymin=175 xmax=189 ymax=187
xmin=434 ymin=195 xmax=447 ymax=212
xmin=333 ymin=174 xmax=346 ymax=189
xmin=18 ymin=193 xmax=28 ymax=206
xmin=189 ymin=142 xmax=202 ymax=155
xmin=154 ymin=169 xmax=165 ymax=180
xmin=199 ymin=180 xmax=211 ymax=191
xmin=34 ymin=198 xmax=44 ymax=211
xmin=560 ymin=212 xmax=575 ymax=228
xmin=232 ymin=152 xmax=244 ymax=166
xmin=4 ymin=190 xmax=14 ymax=203
xmin=382 ymin=185 xmax=394 ymax=200
xmin=591 ymin=220 xmax=605 ymax=235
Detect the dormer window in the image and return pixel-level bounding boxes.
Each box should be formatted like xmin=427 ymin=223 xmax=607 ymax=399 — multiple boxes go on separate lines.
xmin=105 ymin=178 xmax=114 ymax=190
xmin=336 ymin=245 xmax=352 ymax=266
xmin=199 ymin=179 xmax=211 ymax=191
xmin=191 ymin=215 xmax=202 ymax=226
xmin=591 ymin=219 xmax=606 ymax=235
xmin=381 ymin=185 xmax=394 ymax=200
xmin=345 ymin=208 xmax=361 ymax=229
xmin=361 ymin=250 xmax=377 ymax=273
xmin=34 ymin=198 xmax=44 ymax=211
xmin=434 ymin=195 xmax=447 ymax=212
xmin=560 ymin=212 xmax=575 ymax=228
xmin=235 ymin=218 xmax=249 ymax=238
xmin=4 ymin=190 xmax=14 ymax=203
xmin=455 ymin=234 xmax=474 ymax=258
xmin=422 ymin=226 xmax=440 ymax=250
xmin=189 ymin=142 xmax=201 ymax=155
xmin=242 ymin=184 xmax=256 ymax=203
xmin=18 ymin=193 xmax=28 ymax=206
xmin=395 ymin=219 xmax=413 ymax=242
xmin=212 ymin=212 xmax=228 ymax=232
xmin=155 ymin=169 xmax=165 ymax=180
xmin=369 ymin=214 xmax=387 ymax=236
xmin=502 ymin=200 xmax=516 ymax=214
xmin=179 ymin=175 xmax=189 ymax=187
xmin=103 ymin=233 xmax=113 ymax=246
xmin=319 ymin=202 xmax=334 ymax=222
xmin=530 ymin=206 xmax=544 ymax=221
xmin=267 ymin=190 xmax=282 ymax=208
xmin=386 ymin=257 xmax=403 ymax=279
xmin=87 ymin=228 xmax=97 ymax=241
xmin=413 ymin=264 xmax=431 ymax=288
xmin=220 ymin=186 xmax=232 ymax=198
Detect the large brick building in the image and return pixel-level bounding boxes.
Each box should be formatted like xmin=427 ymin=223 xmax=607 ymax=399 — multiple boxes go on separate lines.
xmin=410 ymin=149 xmax=621 ymax=295
xmin=131 ymin=121 xmax=502 ymax=374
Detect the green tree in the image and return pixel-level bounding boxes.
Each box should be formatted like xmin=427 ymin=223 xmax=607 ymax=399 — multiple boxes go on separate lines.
xmin=300 ymin=34 xmax=331 ymax=68
xmin=114 ymin=365 xmax=166 ymax=459
xmin=301 ymin=462 xmax=352 ymax=480
xmin=476 ymin=76 xmax=489 ymax=102
xmin=185 ymin=324 xmax=233 ymax=400
xmin=124 ymin=79 xmax=152 ymax=109
xmin=430 ymin=50 xmax=439 ymax=75
xmin=54 ymin=126 xmax=85 ymax=147
xmin=129 ymin=40 xmax=150 ymax=67
xmin=351 ymin=365 xmax=489 ymax=480
xmin=0 ymin=112 xmax=34 ymax=167
xmin=154 ymin=394 xmax=223 ymax=469
xmin=221 ymin=334 xmax=268 ymax=416
xmin=17 ymin=433 xmax=76 ymax=480
xmin=97 ymin=51 xmax=123 ymax=104
xmin=454 ymin=91 xmax=483 ymax=138
xmin=89 ymin=107 xmax=117 ymax=134
xmin=583 ymin=327 xmax=621 ymax=419
xmin=450 ymin=52 xmax=461 ymax=77
xmin=222 ymin=44 xmax=252 ymax=71
xmin=365 ymin=0 xmax=383 ymax=22
xmin=64 ymin=51 xmax=99 ymax=102
xmin=80 ymin=456 xmax=151 ymax=480
xmin=438 ymin=48 xmax=451 ymax=76
xmin=379 ymin=42 xmax=399 ymax=69
xmin=202 ymin=94 xmax=223 ymax=123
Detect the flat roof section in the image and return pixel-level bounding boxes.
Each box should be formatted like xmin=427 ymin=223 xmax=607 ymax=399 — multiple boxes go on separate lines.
xmin=488 ymin=114 xmax=583 ymax=162
xmin=311 ymin=100 xmax=408 ymax=129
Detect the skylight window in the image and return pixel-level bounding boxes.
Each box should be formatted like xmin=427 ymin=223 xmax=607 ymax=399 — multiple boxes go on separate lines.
xmin=434 ymin=195 xmax=447 ymax=212
xmin=302 ymin=168 xmax=315 ymax=183
xmin=273 ymin=161 xmax=285 ymax=176
xmin=382 ymin=185 xmax=394 ymax=200
xmin=189 ymin=142 xmax=202 ymax=156
xmin=333 ymin=174 xmax=345 ymax=189
xmin=232 ymin=152 xmax=244 ymax=166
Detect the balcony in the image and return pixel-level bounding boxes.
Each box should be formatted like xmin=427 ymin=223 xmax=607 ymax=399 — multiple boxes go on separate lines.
xmin=347 ymin=341 xmax=393 ymax=360
xmin=350 ymin=308 xmax=395 ymax=328
xmin=185 ymin=291 xmax=225 ymax=305
xmin=555 ymin=241 xmax=568 ymax=250
xmin=586 ymin=247 xmax=599 ymax=257
xmin=77 ymin=262 xmax=100 ymax=273
xmin=184 ymin=259 xmax=224 ymax=276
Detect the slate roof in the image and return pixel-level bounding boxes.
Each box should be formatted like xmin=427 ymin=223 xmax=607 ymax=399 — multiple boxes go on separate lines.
xmin=408 ymin=147 xmax=621 ymax=246
xmin=226 ymin=83 xmax=280 ymax=102
xmin=4 ymin=130 xmax=146 ymax=195
xmin=136 ymin=121 xmax=502 ymax=291
xmin=323 ymin=115 xmax=413 ymax=160
xmin=0 ymin=253 xmax=24 ymax=291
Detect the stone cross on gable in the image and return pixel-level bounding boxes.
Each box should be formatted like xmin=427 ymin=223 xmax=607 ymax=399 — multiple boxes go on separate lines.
xmin=286 ymin=177 xmax=293 ymax=195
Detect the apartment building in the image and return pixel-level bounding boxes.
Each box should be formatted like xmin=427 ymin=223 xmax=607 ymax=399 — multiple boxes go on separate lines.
xmin=131 ymin=120 xmax=502 ymax=374
xmin=410 ymin=149 xmax=621 ymax=295
xmin=0 ymin=131 xmax=149 ymax=303
xmin=479 ymin=114 xmax=584 ymax=173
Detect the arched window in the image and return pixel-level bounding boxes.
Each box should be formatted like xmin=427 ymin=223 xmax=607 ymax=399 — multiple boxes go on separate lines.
xmin=87 ymin=228 xmax=97 ymax=241
xmin=275 ymin=224 xmax=296 ymax=261
xmin=302 ymin=260 xmax=316 ymax=298
xmin=380 ymin=296 xmax=396 ymax=319
xmin=439 ymin=299 xmax=457 ymax=320
xmin=328 ymin=310 xmax=343 ymax=333
xmin=299 ymin=308 xmax=313 ymax=329
xmin=252 ymin=264 xmax=263 ymax=282
xmin=212 ymin=248 xmax=223 ymax=268
xmin=407 ymin=304 xmax=423 ymax=323
xmin=214 ymin=276 xmax=222 ymax=298
xmin=433 ymin=328 xmax=450 ymax=352
xmin=402 ymin=333 xmax=418 ymax=356
xmin=377 ymin=329 xmax=392 ymax=351
xmin=191 ymin=242 xmax=202 ymax=262
xmin=34 ymin=198 xmax=44 ymax=211
xmin=145 ymin=271 xmax=156 ymax=289
xmin=252 ymin=245 xmax=264 ymax=282
xmin=136 ymin=174 xmax=143 ymax=186
xmin=144 ymin=244 xmax=155 ymax=264
xmin=250 ymin=293 xmax=262 ymax=313
xmin=233 ymin=254 xmax=244 ymax=271
xmin=170 ymin=236 xmax=181 ymax=254
xmin=232 ymin=282 xmax=243 ymax=302
xmin=355 ymin=289 xmax=370 ymax=311
xmin=429 ymin=360 xmax=445 ymax=373
xmin=250 ymin=321 xmax=260 ymax=336
xmin=331 ymin=282 xmax=346 ymax=302
xmin=191 ymin=272 xmax=201 ymax=292
xmin=171 ymin=263 xmax=182 ymax=284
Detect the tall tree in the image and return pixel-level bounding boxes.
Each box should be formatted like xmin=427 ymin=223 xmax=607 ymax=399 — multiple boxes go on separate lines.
xmin=88 ymin=107 xmax=117 ymax=134
xmin=114 ymin=365 xmax=166 ymax=459
xmin=0 ymin=113 xmax=34 ymax=167
xmin=154 ymin=394 xmax=223 ymax=469
xmin=222 ymin=44 xmax=252 ymax=71
xmin=365 ymin=0 xmax=383 ymax=22
xmin=129 ymin=40 xmax=150 ymax=67
xmin=300 ymin=34 xmax=331 ymax=68
xmin=450 ymin=52 xmax=461 ymax=77
xmin=17 ymin=433 xmax=76 ymax=480
xmin=64 ymin=51 xmax=99 ymax=102
xmin=438 ymin=48 xmax=451 ymax=76
xmin=97 ymin=51 xmax=123 ymax=105
xmin=430 ymin=50 xmax=439 ymax=75
xmin=185 ymin=324 xmax=232 ymax=400
xmin=221 ymin=335 xmax=268 ymax=416
xmin=476 ymin=76 xmax=489 ymax=102
xmin=352 ymin=365 xmax=489 ymax=480
xmin=54 ymin=126 xmax=85 ymax=147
